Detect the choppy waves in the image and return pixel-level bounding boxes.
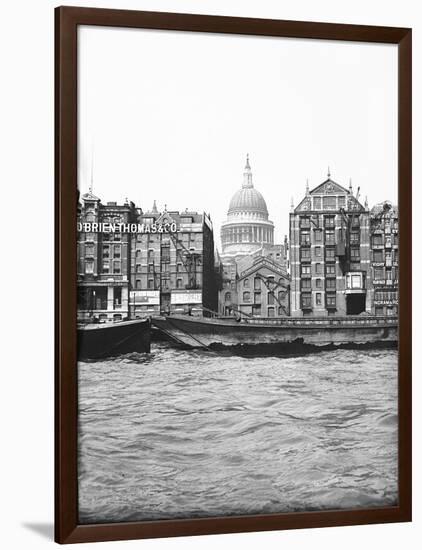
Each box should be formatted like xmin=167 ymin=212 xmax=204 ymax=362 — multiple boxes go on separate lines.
xmin=78 ymin=345 xmax=398 ymax=523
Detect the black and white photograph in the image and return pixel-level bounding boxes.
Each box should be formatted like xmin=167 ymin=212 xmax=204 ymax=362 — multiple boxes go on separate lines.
xmin=76 ymin=24 xmax=399 ymax=524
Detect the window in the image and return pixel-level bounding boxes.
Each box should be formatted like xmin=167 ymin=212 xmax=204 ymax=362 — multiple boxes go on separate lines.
xmin=278 ymin=290 xmax=285 ymax=301
xmin=375 ymin=306 xmax=384 ymax=316
xmin=315 ymin=278 xmax=322 ymax=289
xmin=314 ymin=230 xmax=322 ymax=243
xmin=136 ymin=279 xmax=141 ymax=289
xmin=374 ymin=267 xmax=384 ymax=280
xmin=300 ymin=232 xmax=311 ymax=245
xmin=315 ymin=263 xmax=322 ymax=274
xmin=326 ymin=265 xmax=336 ymax=275
xmin=350 ymin=232 xmax=360 ymax=244
xmin=324 ymin=216 xmax=335 ymax=228
xmin=102 ymin=261 xmax=110 ymax=274
xmin=85 ymin=243 xmax=94 ymax=256
xmin=326 ymin=278 xmax=336 ymax=290
xmin=113 ymin=261 xmax=121 ymax=274
xmin=301 ymin=248 xmax=311 ymax=260
xmin=300 ymin=217 xmax=311 ymax=228
xmin=85 ymin=259 xmax=94 ymax=274
xmin=252 ymin=305 xmax=261 ymax=316
xmin=325 ymin=230 xmax=335 ymax=244
xmin=278 ymin=306 xmax=284 ymax=315
xmin=316 ymin=292 xmax=322 ymax=306
xmin=373 ymin=250 xmax=384 ymax=262
xmin=148 ymin=250 xmax=155 ymax=261
xmin=254 ymin=292 xmax=261 ymax=304
xmin=113 ymin=232 xmax=121 ymax=241
xmin=338 ymin=196 xmax=346 ymax=208
xmin=161 ymin=246 xmax=170 ymax=262
xmin=372 ymin=234 xmax=383 ymax=246
xmin=243 ymin=278 xmax=249 ymax=288
xmin=301 ymin=279 xmax=311 ymax=290
xmin=254 ymin=277 xmax=261 ymax=290
xmin=177 ymin=263 xmax=183 ymax=273
xmin=323 ymin=197 xmax=336 ymax=210
xmin=148 ymin=263 xmax=154 ymax=273
xmin=326 ymin=294 xmax=336 ymax=308
xmin=225 ymin=292 xmax=231 ymax=302
xmin=136 ymin=264 xmax=142 ymax=273
xmin=243 ymin=291 xmax=251 ymax=302
xmin=268 ymin=307 xmax=275 ymax=318
xmin=313 ymin=197 xmax=321 ymax=210
xmin=268 ymin=292 xmax=274 ymax=305
xmin=113 ymin=245 xmax=121 ymax=258
xmin=350 ymin=247 xmax=360 ymax=261
xmin=301 ymin=265 xmax=311 ymax=275
xmin=177 ymin=278 xmax=183 ymax=289
xmin=102 ymin=245 xmax=110 ymax=259
xmin=326 ymin=248 xmax=335 ymax=260
xmin=315 ymin=246 xmax=322 ymax=258
xmin=351 ymin=274 xmax=362 ymax=289
xmin=301 ymin=294 xmax=312 ymax=309
xmin=148 ymin=279 xmax=154 ymax=289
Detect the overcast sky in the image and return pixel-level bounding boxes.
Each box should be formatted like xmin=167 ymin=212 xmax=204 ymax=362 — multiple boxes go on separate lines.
xmin=78 ymin=26 xmax=398 ymax=244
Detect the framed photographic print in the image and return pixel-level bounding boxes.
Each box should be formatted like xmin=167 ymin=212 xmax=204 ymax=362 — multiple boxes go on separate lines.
xmin=55 ymin=6 xmax=412 ymax=544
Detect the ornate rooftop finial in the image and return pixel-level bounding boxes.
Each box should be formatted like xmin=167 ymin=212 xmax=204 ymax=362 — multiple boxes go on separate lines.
xmin=327 ymin=166 xmax=331 ymax=179
xmin=364 ymin=195 xmax=368 ymax=209
xmin=306 ymin=178 xmax=310 ymax=195
xmin=349 ymin=178 xmax=353 ymax=194
xmin=152 ymin=200 xmax=158 ymax=213
xmin=290 ymin=196 xmax=294 ymax=212
xmin=242 ymin=154 xmax=253 ymax=188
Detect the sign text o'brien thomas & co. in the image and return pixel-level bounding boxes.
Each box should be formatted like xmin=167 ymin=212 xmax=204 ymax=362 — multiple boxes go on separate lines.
xmin=77 ymin=222 xmax=178 ymax=234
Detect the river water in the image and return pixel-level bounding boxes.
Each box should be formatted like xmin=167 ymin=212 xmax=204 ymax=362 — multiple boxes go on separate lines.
xmin=78 ymin=344 xmax=398 ymax=524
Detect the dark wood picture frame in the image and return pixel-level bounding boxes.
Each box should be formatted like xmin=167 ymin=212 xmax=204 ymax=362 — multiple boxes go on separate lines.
xmin=55 ymin=6 xmax=412 ymax=544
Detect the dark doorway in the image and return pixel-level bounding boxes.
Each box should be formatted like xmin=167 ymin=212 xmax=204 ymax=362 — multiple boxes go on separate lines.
xmin=346 ymin=294 xmax=366 ymax=315
xmin=160 ymin=292 xmax=171 ymax=314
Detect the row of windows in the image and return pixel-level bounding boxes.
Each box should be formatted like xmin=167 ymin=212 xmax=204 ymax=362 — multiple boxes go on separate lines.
xmin=85 ymin=259 xmax=121 ymax=274
xmin=134 ymin=278 xmax=186 ymax=290
xmin=301 ymin=264 xmax=336 ymax=276
xmin=225 ymin=290 xmax=286 ymax=304
xmin=299 ymin=228 xmax=359 ymax=246
xmin=372 ymin=250 xmax=398 ymax=263
xmin=300 ymin=247 xmax=360 ymax=261
xmin=374 ymin=290 xmax=398 ymax=301
xmin=301 ymin=279 xmax=336 ymax=290
xmin=301 ymin=292 xmax=336 ymax=309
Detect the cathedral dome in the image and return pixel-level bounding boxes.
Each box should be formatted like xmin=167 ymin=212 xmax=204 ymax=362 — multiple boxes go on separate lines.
xmin=228 ymin=187 xmax=268 ymax=216
xmin=220 ymin=155 xmax=274 ymax=259
xmin=227 ymin=154 xmax=268 ymax=218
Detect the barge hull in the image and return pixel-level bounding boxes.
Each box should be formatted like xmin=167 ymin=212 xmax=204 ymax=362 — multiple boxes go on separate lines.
xmin=78 ymin=319 xmax=151 ymax=360
xmin=152 ymin=315 xmax=397 ymax=350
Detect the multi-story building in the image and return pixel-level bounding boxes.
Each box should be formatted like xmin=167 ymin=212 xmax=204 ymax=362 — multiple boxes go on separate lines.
xmin=77 ymin=191 xmax=136 ymax=322
xmin=129 ymin=204 xmax=218 ymax=317
xmin=289 ymin=174 xmax=371 ymax=317
xmin=370 ymin=202 xmax=399 ymax=316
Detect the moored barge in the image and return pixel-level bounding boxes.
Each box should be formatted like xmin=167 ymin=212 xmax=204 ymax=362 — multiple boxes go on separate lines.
xmin=78 ymin=318 xmax=151 ymax=360
xmin=152 ymin=315 xmax=397 ymax=351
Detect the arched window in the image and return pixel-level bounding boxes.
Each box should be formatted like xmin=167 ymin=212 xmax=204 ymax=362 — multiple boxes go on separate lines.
xmin=243 ymin=291 xmax=251 ymax=302
xmin=243 ymin=278 xmax=249 ymax=288
xmin=225 ymin=292 xmax=231 ymax=302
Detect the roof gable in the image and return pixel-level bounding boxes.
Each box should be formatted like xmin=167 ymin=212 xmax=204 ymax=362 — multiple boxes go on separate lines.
xmin=310 ymin=178 xmax=349 ymax=195
xmin=238 ymin=256 xmax=289 ymax=280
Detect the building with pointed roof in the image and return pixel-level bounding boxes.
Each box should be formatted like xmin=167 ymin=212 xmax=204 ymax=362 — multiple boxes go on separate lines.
xmin=289 ymin=171 xmax=372 ymax=317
